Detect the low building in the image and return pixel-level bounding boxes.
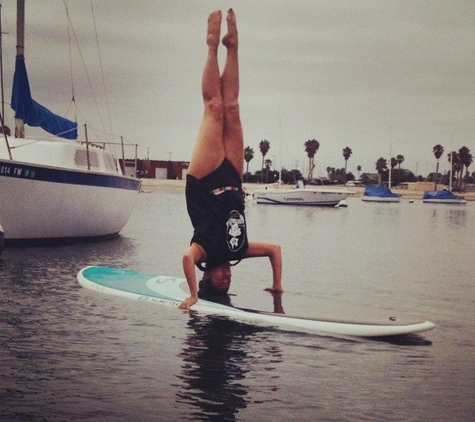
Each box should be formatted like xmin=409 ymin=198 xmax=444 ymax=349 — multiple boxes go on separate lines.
xmin=120 ymin=159 xmax=189 ymax=180
xmin=399 ymin=182 xmax=443 ymax=191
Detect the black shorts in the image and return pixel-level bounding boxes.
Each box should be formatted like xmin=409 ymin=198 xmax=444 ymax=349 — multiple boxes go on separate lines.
xmin=186 ymin=159 xmax=248 ymax=270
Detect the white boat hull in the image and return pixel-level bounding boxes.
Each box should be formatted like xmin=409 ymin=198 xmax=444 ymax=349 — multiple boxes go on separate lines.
xmin=0 ymin=140 xmax=140 ymax=244
xmin=254 ymin=187 xmax=351 ymax=206
xmin=422 ymin=198 xmax=466 ymax=205
xmin=362 ymin=196 xmax=401 ymax=203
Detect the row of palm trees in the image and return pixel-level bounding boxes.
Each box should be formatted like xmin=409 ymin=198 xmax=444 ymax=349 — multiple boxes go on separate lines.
xmin=372 ymin=145 xmax=473 ymax=189
xmin=432 ymin=144 xmax=473 ymax=190
xmin=374 ymin=155 xmax=405 ymax=175
xmin=244 ymin=139 xmax=355 ymax=180
xmin=244 ymin=139 xmax=473 ymax=189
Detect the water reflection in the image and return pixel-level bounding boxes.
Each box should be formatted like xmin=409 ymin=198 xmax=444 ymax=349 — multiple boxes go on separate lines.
xmin=176 ymin=315 xmax=282 ymax=422
xmin=0 ymin=234 xmax=140 ymax=278
xmin=443 ymin=208 xmax=467 ymax=228
xmin=372 ymin=205 xmax=401 ymax=223
xmin=371 ymin=333 xmax=433 ymax=346
xmin=428 ymin=207 xmax=468 ymax=230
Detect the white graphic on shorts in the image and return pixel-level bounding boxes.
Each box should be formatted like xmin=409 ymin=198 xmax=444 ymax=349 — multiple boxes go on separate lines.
xmin=226 ymin=210 xmax=246 ymax=251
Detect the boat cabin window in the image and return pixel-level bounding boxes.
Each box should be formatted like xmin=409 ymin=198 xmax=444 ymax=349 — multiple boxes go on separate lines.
xmin=75 ymin=150 xmax=100 ymax=169
xmin=103 ymin=154 xmax=118 ymax=173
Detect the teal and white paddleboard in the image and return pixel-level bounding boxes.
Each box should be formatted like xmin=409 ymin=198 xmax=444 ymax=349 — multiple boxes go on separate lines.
xmin=77 ymin=266 xmax=435 ymax=338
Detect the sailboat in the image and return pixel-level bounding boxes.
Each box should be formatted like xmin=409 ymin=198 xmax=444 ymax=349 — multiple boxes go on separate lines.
xmin=422 ymin=151 xmax=466 ymax=205
xmin=361 ymin=185 xmax=401 ymax=203
xmin=0 ymin=1 xmax=140 ymax=245
xmin=422 ymin=190 xmax=466 ymax=205
xmin=362 ymin=128 xmax=401 ymax=203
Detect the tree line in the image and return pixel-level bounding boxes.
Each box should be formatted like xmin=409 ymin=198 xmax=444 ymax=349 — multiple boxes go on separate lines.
xmin=243 ymin=139 xmax=474 ymax=191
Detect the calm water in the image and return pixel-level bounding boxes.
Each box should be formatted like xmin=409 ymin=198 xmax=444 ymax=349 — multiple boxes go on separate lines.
xmin=1 ymin=191 xmax=474 ymax=421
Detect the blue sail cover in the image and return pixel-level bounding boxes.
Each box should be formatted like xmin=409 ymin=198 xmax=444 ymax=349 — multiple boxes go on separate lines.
xmin=422 ymin=190 xmax=464 ymax=200
xmin=11 ymin=55 xmax=77 ymax=140
xmin=364 ymin=185 xmax=401 ymax=197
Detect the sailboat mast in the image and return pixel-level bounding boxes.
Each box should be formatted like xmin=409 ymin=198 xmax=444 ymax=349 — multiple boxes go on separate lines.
xmin=16 ymin=0 xmax=24 ymax=55
xmin=388 ymin=126 xmax=392 ymax=189
xmin=278 ymin=118 xmax=282 ymax=184
xmin=0 ymin=3 xmax=5 ymax=120
xmin=15 ymin=0 xmax=25 ymax=138
xmin=449 ymin=151 xmax=453 ymax=191
xmin=0 ymin=3 xmax=12 ymax=159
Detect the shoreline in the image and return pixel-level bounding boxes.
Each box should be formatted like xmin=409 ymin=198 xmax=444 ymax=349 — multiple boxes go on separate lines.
xmin=139 ymin=178 xmax=475 ymax=201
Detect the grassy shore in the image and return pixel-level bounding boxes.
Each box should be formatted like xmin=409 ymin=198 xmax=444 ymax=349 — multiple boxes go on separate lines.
xmin=140 ymin=178 xmax=475 ymax=201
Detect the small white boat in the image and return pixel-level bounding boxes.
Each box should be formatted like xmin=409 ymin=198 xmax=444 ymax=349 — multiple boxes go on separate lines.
xmin=361 ymin=186 xmax=401 ymax=203
xmin=254 ymin=185 xmax=352 ymax=207
xmin=422 ymin=190 xmax=466 ymax=205
xmin=0 ymin=1 xmax=140 ymax=245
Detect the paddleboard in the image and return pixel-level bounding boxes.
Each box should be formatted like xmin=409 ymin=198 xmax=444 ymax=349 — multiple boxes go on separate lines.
xmin=77 ymin=266 xmax=435 ymax=338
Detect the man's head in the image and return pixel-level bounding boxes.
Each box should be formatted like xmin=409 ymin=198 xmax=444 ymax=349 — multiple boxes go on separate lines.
xmin=202 ymin=262 xmax=232 ymax=294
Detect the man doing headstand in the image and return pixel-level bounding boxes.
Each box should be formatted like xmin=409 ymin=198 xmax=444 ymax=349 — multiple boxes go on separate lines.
xmin=179 ymin=9 xmax=283 ymax=310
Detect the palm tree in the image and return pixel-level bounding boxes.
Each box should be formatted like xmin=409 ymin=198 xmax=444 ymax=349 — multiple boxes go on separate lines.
xmin=457 ymin=146 xmax=473 ymax=190
xmin=259 ymin=140 xmax=270 ymax=170
xmin=244 ymin=146 xmax=254 ymax=178
xmin=396 ymin=154 xmax=404 ymax=168
xmin=259 ymin=140 xmax=271 ymax=183
xmin=304 ymin=139 xmax=320 ymax=179
xmin=448 ymin=151 xmax=460 ymax=190
xmin=342 ymin=147 xmax=352 ymax=182
xmin=327 ymin=167 xmax=336 ymax=183
xmin=375 ymin=157 xmax=387 ymax=186
xmin=433 ymin=144 xmax=444 ymax=190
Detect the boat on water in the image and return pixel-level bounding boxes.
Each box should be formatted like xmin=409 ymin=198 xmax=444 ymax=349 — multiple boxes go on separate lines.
xmin=0 ymin=1 xmax=140 ymax=246
xmin=361 ymin=185 xmax=401 ymax=203
xmin=422 ymin=151 xmax=466 ymax=205
xmin=253 ymin=184 xmax=352 ymax=207
xmin=361 ymin=127 xmax=401 ymax=204
xmin=422 ymin=190 xmax=466 ymax=205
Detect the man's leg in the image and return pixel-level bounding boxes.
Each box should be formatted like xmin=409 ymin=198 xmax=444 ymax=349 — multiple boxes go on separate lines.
xmin=221 ymin=9 xmax=244 ymax=178
xmin=187 ymin=11 xmax=226 ymax=180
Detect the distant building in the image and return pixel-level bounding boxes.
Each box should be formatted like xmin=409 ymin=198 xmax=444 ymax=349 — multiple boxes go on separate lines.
xmin=120 ymin=159 xmax=189 ymax=180
xmin=399 ymin=182 xmax=443 ymax=191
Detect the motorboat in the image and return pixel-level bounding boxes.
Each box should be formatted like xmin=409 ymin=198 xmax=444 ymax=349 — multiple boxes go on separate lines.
xmin=253 ymin=184 xmax=352 ymax=207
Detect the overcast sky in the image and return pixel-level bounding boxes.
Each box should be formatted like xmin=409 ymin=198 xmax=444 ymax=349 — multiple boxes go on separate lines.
xmin=1 ymin=0 xmax=474 ymax=177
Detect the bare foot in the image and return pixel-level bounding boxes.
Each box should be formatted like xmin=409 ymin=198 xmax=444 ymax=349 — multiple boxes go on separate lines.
xmin=207 ymin=10 xmax=222 ymax=49
xmin=222 ymin=8 xmax=238 ymax=49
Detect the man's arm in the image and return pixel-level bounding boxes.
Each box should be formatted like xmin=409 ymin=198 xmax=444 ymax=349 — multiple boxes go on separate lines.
xmin=179 ymin=243 xmax=206 ymax=310
xmin=243 ymin=241 xmax=283 ymax=292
